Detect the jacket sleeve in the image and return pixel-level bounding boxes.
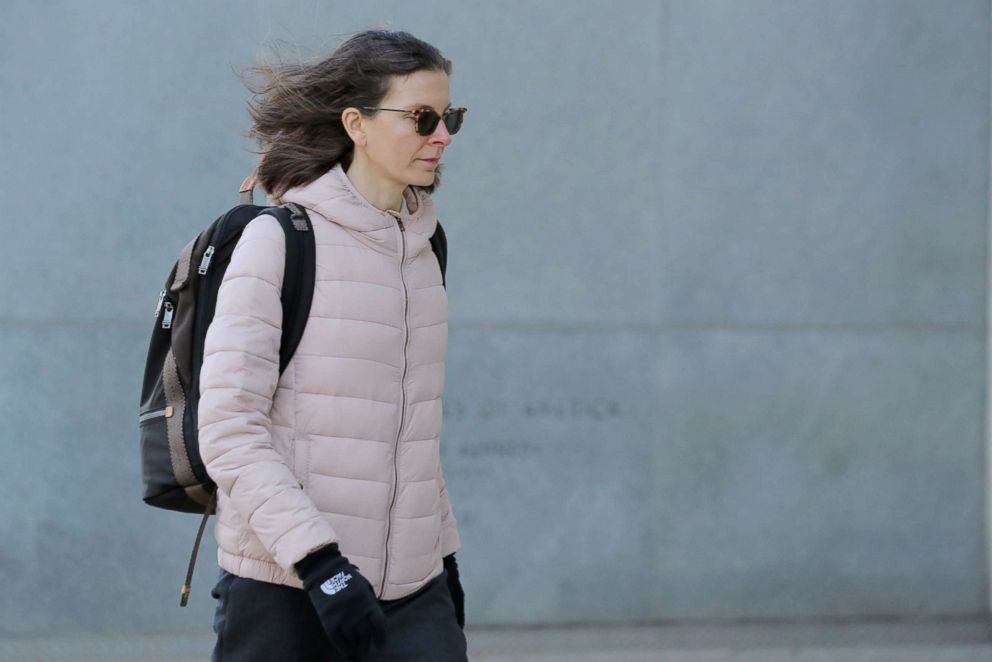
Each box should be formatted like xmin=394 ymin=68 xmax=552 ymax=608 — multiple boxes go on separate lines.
xmin=197 ymin=214 xmax=337 ymax=571
xmin=437 ymin=454 xmax=461 ymax=557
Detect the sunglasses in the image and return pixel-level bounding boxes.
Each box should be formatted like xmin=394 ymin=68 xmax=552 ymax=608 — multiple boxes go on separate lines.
xmin=361 ymin=106 xmax=467 ymax=136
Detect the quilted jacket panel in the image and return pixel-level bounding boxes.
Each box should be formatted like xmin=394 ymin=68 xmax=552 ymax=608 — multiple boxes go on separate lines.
xmin=198 ymin=163 xmax=460 ymax=599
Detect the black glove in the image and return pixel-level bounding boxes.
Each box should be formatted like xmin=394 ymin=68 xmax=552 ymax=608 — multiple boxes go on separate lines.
xmin=442 ymin=553 xmax=465 ymax=629
xmin=295 ymin=543 xmax=387 ymax=659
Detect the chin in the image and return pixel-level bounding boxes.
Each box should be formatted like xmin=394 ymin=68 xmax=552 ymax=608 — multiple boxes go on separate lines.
xmin=412 ymin=171 xmax=436 ymax=186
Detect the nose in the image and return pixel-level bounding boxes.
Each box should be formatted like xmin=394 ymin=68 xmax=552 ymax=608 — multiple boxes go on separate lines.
xmin=429 ymin=118 xmax=452 ymax=146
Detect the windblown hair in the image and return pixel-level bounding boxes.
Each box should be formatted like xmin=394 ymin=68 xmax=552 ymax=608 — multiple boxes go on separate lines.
xmin=244 ymin=30 xmax=452 ymax=197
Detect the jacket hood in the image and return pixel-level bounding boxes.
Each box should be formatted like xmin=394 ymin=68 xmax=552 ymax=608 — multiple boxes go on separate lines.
xmin=274 ymin=163 xmax=438 ymax=240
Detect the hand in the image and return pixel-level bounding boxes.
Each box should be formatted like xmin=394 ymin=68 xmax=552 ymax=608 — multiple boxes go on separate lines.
xmin=443 ymin=554 xmax=465 ymax=629
xmin=295 ymin=544 xmax=387 ymax=659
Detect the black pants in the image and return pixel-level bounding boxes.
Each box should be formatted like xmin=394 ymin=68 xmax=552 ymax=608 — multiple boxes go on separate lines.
xmin=210 ymin=568 xmax=468 ymax=661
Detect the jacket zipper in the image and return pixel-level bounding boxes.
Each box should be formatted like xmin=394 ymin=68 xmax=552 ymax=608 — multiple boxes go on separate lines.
xmin=380 ymin=216 xmax=409 ymax=595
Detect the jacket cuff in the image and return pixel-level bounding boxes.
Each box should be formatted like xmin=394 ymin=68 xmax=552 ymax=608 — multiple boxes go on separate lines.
xmin=268 ymin=515 xmax=340 ymax=573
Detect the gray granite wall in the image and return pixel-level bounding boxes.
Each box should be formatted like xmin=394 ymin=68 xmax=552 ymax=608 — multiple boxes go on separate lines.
xmin=0 ymin=0 xmax=987 ymax=635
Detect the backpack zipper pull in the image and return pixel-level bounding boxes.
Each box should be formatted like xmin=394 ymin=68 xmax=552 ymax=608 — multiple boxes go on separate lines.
xmin=198 ymin=246 xmax=216 ymax=275
xmin=154 ymin=290 xmax=166 ymax=318
xmin=161 ymin=301 xmax=175 ymax=329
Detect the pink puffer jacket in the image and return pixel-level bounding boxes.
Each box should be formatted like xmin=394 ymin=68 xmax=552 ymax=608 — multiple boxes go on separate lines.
xmin=197 ymin=162 xmax=460 ymax=600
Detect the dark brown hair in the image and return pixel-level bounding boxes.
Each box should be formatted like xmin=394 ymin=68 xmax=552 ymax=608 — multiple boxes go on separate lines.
xmin=244 ymin=30 xmax=452 ymax=197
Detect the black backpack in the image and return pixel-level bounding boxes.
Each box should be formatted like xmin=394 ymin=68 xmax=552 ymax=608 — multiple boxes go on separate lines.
xmin=139 ymin=183 xmax=448 ymax=604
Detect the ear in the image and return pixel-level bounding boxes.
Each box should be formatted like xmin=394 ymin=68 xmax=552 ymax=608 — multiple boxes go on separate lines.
xmin=341 ymin=107 xmax=367 ymax=146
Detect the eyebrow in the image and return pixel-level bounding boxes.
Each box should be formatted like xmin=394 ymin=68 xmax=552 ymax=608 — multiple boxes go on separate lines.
xmin=406 ymin=102 xmax=453 ymax=112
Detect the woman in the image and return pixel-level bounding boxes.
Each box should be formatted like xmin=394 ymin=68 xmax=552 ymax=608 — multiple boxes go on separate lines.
xmin=198 ymin=30 xmax=468 ymax=661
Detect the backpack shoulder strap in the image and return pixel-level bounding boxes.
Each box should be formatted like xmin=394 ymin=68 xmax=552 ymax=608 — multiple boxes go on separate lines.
xmin=430 ymin=220 xmax=447 ymax=289
xmin=259 ymin=203 xmax=315 ymax=373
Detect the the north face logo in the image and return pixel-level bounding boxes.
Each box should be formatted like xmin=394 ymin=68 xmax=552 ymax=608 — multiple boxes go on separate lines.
xmin=320 ymin=571 xmax=353 ymax=596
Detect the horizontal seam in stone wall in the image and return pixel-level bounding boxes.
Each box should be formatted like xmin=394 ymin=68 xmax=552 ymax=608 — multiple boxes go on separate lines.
xmin=449 ymin=321 xmax=986 ymax=335
xmin=0 ymin=318 xmax=983 ymax=334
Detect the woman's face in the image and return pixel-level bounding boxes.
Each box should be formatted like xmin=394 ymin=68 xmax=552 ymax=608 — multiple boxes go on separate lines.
xmin=357 ymin=69 xmax=454 ymax=188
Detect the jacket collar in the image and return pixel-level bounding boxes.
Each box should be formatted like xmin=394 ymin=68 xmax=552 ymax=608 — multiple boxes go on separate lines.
xmin=276 ymin=163 xmax=437 ymax=238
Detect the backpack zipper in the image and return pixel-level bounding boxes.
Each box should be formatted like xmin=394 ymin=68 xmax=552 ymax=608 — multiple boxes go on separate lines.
xmin=380 ymin=217 xmax=409 ymax=596
xmin=154 ymin=290 xmax=166 ymax=318
xmin=198 ymin=246 xmax=216 ymax=275
xmin=161 ymin=301 xmax=175 ymax=329
xmin=138 ymin=405 xmax=174 ymax=424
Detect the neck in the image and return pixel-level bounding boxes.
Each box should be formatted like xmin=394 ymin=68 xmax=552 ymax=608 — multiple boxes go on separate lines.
xmin=344 ymin=152 xmax=405 ymax=212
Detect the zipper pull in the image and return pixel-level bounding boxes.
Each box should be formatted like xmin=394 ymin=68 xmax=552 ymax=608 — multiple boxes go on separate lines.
xmin=161 ymin=301 xmax=175 ymax=329
xmin=397 ymin=218 xmax=405 ymax=232
xmin=154 ymin=290 xmax=166 ymax=318
xmin=198 ymin=246 xmax=216 ymax=275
